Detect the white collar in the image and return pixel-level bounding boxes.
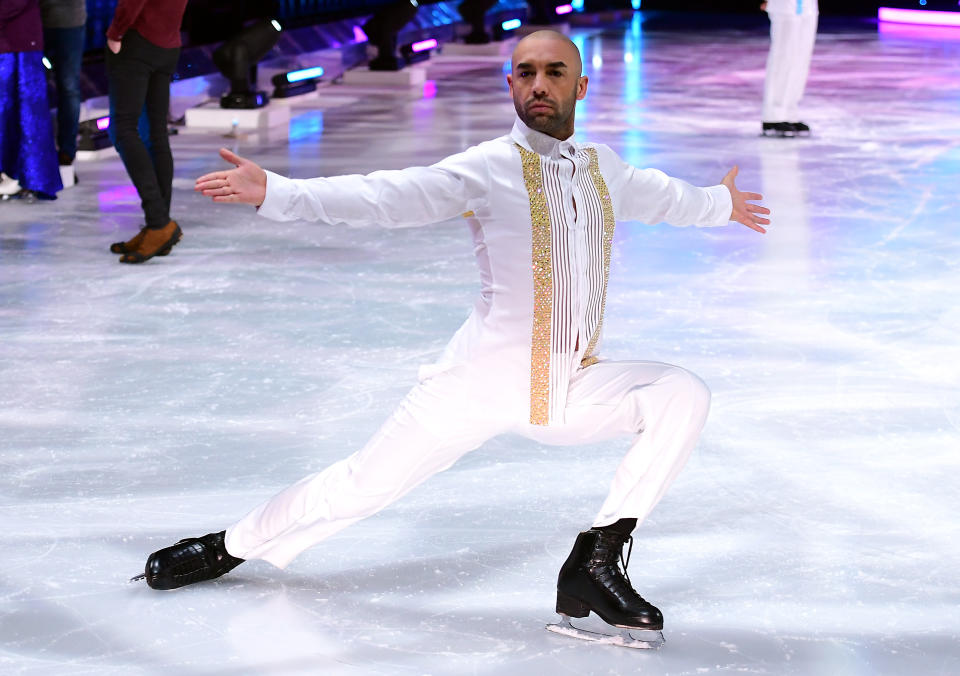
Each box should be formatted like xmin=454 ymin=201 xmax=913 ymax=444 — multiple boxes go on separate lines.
xmin=509 ymin=117 xmax=579 ymax=160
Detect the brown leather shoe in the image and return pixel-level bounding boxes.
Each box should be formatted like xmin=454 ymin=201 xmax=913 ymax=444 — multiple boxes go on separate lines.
xmin=119 ymin=220 xmax=183 ymax=264
xmin=110 ymin=226 xmax=177 ymax=256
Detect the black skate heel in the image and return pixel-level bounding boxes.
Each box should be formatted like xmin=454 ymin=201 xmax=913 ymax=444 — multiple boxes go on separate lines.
xmin=556 ymin=592 xmax=590 ymax=618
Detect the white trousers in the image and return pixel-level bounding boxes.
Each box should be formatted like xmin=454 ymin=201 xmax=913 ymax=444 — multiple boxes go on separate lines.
xmin=225 ymin=360 xmax=711 ymax=569
xmin=762 ymin=12 xmax=818 ymax=122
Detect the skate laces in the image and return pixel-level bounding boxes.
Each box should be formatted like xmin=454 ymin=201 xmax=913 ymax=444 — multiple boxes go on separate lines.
xmin=592 ymin=531 xmax=635 ymax=588
xmin=619 ymin=535 xmax=634 ymax=586
xmin=615 ymin=536 xmax=651 ymax=607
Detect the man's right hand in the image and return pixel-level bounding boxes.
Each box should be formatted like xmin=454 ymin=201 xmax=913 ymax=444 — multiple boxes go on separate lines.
xmin=195 ymin=148 xmax=268 ymax=207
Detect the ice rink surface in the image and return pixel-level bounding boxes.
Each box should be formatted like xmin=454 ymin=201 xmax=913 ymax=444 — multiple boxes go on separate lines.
xmin=2 ymin=13 xmax=959 ymax=675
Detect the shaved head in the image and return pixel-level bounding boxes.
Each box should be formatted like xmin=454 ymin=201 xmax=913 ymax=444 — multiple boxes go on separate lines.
xmin=506 ymin=30 xmax=588 ymax=140
xmin=511 ymin=30 xmax=583 ymax=76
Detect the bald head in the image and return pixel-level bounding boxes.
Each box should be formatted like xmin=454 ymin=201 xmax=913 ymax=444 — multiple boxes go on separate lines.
xmin=506 ymin=30 xmax=588 ymax=140
xmin=511 ymin=30 xmax=583 ymax=76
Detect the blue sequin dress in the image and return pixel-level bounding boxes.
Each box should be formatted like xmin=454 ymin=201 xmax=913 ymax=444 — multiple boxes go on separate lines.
xmin=0 ymin=51 xmax=63 ymax=198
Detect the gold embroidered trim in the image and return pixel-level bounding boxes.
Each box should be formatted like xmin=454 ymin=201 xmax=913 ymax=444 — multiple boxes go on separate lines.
xmin=516 ymin=143 xmax=553 ymax=426
xmin=581 ymin=147 xmax=616 ymax=366
xmin=462 ymin=211 xmax=475 ymax=218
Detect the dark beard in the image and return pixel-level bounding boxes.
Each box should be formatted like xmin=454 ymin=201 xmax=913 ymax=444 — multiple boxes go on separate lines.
xmin=518 ymin=108 xmax=570 ymax=138
xmin=514 ymin=83 xmax=579 ymax=139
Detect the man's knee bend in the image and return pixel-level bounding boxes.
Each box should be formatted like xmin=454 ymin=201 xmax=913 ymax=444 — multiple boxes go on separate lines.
xmin=683 ymin=370 xmax=712 ymax=423
xmin=663 ymin=367 xmax=711 ymax=416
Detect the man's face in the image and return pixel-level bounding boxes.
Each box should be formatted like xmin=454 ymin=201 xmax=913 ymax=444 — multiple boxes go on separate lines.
xmin=507 ymin=34 xmax=588 ymax=140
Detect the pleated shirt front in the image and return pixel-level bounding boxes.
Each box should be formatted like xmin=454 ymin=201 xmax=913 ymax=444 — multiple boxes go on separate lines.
xmin=257 ymin=118 xmax=733 ymax=426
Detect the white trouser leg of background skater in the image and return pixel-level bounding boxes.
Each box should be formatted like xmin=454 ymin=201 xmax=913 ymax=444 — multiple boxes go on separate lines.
xmin=763 ymin=12 xmax=819 ymax=124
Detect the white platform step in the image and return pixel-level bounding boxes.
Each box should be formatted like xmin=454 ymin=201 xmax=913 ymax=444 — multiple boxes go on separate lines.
xmin=340 ymin=64 xmax=428 ymax=88
xmin=184 ymin=101 xmax=291 ymax=132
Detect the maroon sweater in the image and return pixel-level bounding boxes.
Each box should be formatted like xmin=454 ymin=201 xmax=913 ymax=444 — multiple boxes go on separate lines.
xmin=0 ymin=0 xmax=43 ymax=54
xmin=106 ymin=0 xmax=189 ymax=49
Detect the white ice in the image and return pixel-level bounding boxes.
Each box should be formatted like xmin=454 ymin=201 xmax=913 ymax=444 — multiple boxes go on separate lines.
xmin=1 ymin=13 xmax=959 ymax=675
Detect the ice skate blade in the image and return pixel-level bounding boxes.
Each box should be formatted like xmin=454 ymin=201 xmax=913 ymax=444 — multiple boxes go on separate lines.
xmin=129 ymin=573 xmax=146 ymax=583
xmin=546 ymin=614 xmax=664 ymax=650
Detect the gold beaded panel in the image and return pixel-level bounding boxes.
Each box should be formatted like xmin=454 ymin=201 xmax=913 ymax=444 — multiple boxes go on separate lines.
xmin=516 ymin=144 xmax=553 ymax=426
xmin=580 ymin=147 xmax=616 ymax=367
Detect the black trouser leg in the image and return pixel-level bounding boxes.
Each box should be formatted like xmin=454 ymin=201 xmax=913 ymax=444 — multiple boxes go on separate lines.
xmin=43 ymin=26 xmax=85 ymax=161
xmin=106 ymin=31 xmax=179 ymax=228
xmin=145 ymin=68 xmax=174 ymax=217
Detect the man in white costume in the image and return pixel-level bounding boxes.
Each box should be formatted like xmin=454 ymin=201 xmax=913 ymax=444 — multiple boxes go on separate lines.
xmin=138 ymin=30 xmax=770 ymax=643
xmin=761 ymin=0 xmax=818 ymax=137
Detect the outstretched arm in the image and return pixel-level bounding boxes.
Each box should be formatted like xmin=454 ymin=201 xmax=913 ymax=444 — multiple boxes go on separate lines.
xmin=195 ymin=148 xmax=268 ymax=207
xmin=197 ymin=144 xmax=489 ymax=228
xmin=597 ymin=144 xmax=763 ymax=230
xmin=722 ymin=166 xmax=770 ymax=234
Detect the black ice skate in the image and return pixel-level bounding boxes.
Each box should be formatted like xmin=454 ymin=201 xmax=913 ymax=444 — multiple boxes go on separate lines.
xmin=789 ymin=121 xmax=811 ymax=136
xmin=546 ymin=529 xmax=665 ymax=649
xmin=761 ymin=121 xmax=795 ymax=138
xmin=130 ymin=531 xmax=244 ymax=590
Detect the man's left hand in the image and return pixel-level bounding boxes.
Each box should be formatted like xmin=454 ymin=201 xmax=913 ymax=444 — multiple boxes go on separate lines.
xmin=722 ymin=166 xmax=770 ymax=234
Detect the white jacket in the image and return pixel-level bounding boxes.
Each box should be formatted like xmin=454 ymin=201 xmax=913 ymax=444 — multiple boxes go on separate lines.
xmin=258 ymin=118 xmax=732 ymax=426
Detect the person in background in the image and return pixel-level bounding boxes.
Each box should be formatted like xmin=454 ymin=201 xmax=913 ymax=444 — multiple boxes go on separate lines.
xmin=39 ymin=0 xmax=87 ymax=188
xmin=761 ymin=0 xmax=818 ymax=138
xmin=104 ymin=0 xmax=188 ymax=263
xmin=0 ymin=0 xmax=62 ymax=201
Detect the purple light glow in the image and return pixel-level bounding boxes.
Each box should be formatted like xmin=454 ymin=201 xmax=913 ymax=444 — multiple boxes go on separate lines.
xmin=96 ymin=184 xmax=139 ymax=215
xmin=878 ymin=19 xmax=960 ymax=41
xmin=411 ymin=38 xmax=438 ymax=53
xmin=353 ymin=25 xmax=368 ymax=42
xmin=878 ymin=7 xmax=960 ymax=27
xmin=96 ymin=117 xmax=110 ymax=131
xmin=555 ymin=4 xmax=573 ymax=14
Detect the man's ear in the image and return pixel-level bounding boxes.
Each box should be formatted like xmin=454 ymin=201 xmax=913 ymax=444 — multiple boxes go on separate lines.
xmin=576 ymin=75 xmax=589 ymax=101
xmin=506 ymin=73 xmax=514 ymax=95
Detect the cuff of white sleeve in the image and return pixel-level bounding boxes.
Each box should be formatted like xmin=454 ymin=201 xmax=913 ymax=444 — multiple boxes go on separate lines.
xmin=706 ymin=184 xmax=733 ymax=227
xmin=256 ymin=170 xmax=290 ymax=220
